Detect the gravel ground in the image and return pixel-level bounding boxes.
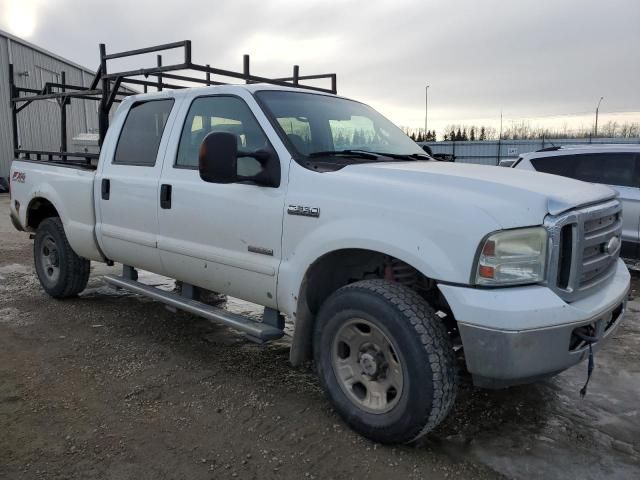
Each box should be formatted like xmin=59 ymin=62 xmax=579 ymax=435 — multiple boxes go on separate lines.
xmin=1 ymin=193 xmax=639 ymax=479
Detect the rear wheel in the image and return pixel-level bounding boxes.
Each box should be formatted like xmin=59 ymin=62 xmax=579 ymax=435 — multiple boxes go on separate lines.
xmin=34 ymin=217 xmax=90 ymax=298
xmin=313 ymin=279 xmax=457 ymax=444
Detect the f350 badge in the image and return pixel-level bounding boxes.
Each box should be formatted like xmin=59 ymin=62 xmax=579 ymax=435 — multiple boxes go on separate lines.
xmin=287 ymin=205 xmax=320 ymax=218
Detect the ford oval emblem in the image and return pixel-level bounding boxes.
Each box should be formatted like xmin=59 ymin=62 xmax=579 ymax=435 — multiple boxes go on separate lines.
xmin=604 ymin=236 xmax=620 ymax=255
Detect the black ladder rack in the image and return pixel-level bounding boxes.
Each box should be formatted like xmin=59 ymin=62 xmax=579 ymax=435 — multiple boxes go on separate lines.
xmin=9 ymin=39 xmax=338 ymax=168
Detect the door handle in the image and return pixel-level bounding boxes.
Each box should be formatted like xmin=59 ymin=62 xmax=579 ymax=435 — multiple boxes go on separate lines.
xmin=160 ymin=184 xmax=172 ymax=209
xmin=101 ymin=179 xmax=110 ymax=200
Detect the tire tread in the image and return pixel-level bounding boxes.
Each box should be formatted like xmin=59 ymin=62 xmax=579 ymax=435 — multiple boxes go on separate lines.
xmin=34 ymin=217 xmax=90 ymax=298
xmin=338 ymin=279 xmax=457 ymax=442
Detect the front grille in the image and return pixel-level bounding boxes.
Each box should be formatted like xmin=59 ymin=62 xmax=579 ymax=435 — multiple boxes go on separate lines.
xmin=546 ymin=199 xmax=622 ymax=302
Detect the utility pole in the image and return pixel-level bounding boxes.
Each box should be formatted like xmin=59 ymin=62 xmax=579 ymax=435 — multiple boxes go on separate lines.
xmin=497 ymin=111 xmax=503 ymax=166
xmin=425 ymin=85 xmax=430 ymax=141
xmin=594 ymin=96 xmax=604 ymax=137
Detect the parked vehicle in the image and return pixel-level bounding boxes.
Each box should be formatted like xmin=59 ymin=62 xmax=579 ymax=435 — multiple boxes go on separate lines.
xmin=513 ymin=145 xmax=640 ymax=260
xmin=417 ymin=143 xmax=455 ymax=162
xmin=498 ymin=158 xmax=516 ymax=167
xmin=7 ymin=41 xmax=630 ymax=444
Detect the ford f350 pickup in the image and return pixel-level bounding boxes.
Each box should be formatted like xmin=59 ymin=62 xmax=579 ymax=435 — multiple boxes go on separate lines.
xmin=7 ymin=41 xmax=630 ymax=444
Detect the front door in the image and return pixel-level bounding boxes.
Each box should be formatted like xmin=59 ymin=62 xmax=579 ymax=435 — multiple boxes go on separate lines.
xmin=95 ymin=98 xmax=177 ymax=273
xmin=157 ymin=93 xmax=286 ymax=308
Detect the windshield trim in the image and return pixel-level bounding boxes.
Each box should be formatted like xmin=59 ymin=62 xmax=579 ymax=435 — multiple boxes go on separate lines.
xmin=252 ymin=89 xmax=425 ymax=172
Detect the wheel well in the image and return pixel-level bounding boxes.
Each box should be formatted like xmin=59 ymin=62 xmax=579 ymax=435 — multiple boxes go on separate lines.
xmin=26 ymin=198 xmax=59 ymax=230
xmin=304 ymin=249 xmax=387 ymax=316
xmin=290 ymin=249 xmax=454 ymax=365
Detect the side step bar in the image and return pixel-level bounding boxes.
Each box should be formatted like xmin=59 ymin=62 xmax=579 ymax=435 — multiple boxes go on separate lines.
xmin=103 ymin=275 xmax=284 ymax=343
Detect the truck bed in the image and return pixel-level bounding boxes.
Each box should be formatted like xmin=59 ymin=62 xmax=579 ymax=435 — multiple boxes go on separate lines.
xmin=9 ymin=159 xmax=104 ymax=262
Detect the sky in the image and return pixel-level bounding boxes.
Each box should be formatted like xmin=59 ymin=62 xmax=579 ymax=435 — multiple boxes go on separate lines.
xmin=2 ymin=0 xmax=640 ymax=137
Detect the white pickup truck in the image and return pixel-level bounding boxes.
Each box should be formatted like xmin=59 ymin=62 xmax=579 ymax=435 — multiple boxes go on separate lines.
xmin=8 ymin=78 xmax=630 ymax=444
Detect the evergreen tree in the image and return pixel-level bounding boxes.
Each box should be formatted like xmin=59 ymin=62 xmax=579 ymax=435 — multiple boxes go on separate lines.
xmin=479 ymin=126 xmax=486 ymax=140
xmin=449 ymin=129 xmax=456 ymax=141
xmin=455 ymin=128 xmax=462 ymax=141
xmin=410 ymin=132 xmax=416 ymax=141
xmin=462 ymin=128 xmax=468 ymax=141
xmin=470 ymin=127 xmax=476 ymax=141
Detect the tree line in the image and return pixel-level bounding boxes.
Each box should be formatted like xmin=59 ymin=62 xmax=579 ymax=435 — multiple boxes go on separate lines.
xmin=401 ymin=128 xmax=437 ymax=142
xmin=402 ymin=121 xmax=640 ymax=142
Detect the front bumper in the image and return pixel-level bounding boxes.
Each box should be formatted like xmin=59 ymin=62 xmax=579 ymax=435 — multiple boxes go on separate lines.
xmin=439 ymin=259 xmax=630 ymax=388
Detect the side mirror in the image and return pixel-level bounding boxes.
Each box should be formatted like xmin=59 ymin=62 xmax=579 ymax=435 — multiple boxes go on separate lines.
xmin=198 ymin=131 xmax=281 ymax=187
xmin=198 ymin=132 xmax=238 ymax=184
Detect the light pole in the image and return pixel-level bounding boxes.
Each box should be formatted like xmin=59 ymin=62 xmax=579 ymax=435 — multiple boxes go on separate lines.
xmin=594 ymin=96 xmax=604 ymax=137
xmin=425 ymin=85 xmax=430 ymax=141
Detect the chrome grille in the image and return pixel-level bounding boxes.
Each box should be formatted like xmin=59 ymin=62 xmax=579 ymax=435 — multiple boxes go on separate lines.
xmin=545 ymin=199 xmax=622 ymax=302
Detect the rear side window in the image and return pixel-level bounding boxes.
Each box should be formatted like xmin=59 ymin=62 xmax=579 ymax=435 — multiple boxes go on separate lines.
xmin=531 ymin=152 xmax=640 ymax=188
xmin=114 ymin=99 xmax=174 ymax=166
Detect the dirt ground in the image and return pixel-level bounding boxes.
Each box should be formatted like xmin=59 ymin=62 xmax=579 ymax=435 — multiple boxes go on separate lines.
xmin=1 ymin=193 xmax=639 ymax=480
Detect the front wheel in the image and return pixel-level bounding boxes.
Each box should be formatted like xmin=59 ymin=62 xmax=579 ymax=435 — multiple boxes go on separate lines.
xmin=313 ymin=279 xmax=457 ymax=444
xmin=34 ymin=217 xmax=90 ymax=298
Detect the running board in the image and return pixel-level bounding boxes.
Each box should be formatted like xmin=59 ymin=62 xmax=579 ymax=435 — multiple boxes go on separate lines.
xmin=102 ymin=275 xmax=284 ymax=343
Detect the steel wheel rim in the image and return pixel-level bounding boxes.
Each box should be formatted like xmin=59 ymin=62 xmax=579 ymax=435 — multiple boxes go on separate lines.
xmin=39 ymin=234 xmax=61 ymax=284
xmin=331 ymin=318 xmax=404 ymax=414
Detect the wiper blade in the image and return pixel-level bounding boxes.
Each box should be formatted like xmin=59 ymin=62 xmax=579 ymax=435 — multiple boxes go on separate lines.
xmin=368 ymin=152 xmax=431 ymax=160
xmin=307 ymin=149 xmax=380 ymax=159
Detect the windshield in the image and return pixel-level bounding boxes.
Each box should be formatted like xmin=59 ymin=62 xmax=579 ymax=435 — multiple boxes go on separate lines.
xmin=255 ymin=90 xmax=425 ymax=160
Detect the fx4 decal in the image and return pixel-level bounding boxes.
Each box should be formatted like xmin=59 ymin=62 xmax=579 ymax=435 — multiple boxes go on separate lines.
xmin=12 ymin=171 xmax=26 ymax=183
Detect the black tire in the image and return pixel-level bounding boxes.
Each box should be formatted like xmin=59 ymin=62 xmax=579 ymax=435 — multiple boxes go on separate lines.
xmin=33 ymin=217 xmax=90 ymax=298
xmin=313 ymin=279 xmax=457 ymax=444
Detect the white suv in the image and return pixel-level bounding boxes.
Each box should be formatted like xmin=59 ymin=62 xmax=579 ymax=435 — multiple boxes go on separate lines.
xmin=513 ymin=144 xmax=640 ymax=260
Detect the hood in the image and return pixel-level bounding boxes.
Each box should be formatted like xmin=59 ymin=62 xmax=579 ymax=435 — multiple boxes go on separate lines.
xmin=340 ymin=161 xmax=617 ymax=228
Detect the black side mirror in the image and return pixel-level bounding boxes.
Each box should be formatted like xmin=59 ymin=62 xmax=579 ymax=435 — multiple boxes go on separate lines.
xmin=199 ymin=132 xmax=238 ymax=184
xmin=198 ymin=131 xmax=281 ymax=187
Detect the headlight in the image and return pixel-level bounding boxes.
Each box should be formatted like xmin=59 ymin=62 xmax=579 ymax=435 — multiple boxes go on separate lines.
xmin=474 ymin=227 xmax=548 ymax=286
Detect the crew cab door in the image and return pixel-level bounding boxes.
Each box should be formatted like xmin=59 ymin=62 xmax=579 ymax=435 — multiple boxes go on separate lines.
xmin=95 ymin=97 xmax=178 ymax=273
xmin=156 ymin=93 xmax=287 ymax=308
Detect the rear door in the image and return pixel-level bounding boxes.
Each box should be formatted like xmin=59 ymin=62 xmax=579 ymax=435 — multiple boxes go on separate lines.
xmin=531 ymin=152 xmax=640 ymax=259
xmin=95 ymin=97 xmax=178 ymax=273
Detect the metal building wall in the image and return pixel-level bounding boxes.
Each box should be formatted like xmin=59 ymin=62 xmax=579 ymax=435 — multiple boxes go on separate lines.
xmin=422 ymin=137 xmax=640 ymax=166
xmin=0 ymin=36 xmax=13 ymax=181
xmin=0 ymin=31 xmax=102 ymax=180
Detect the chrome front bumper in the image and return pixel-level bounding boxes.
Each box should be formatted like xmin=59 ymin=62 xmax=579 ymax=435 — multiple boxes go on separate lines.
xmin=439 ymin=259 xmax=630 ymax=388
xmin=457 ymin=298 xmax=626 ymax=388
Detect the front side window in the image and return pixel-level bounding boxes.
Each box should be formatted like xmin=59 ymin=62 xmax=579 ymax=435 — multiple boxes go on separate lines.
xmin=176 ymin=96 xmax=269 ymax=177
xmin=277 ymin=117 xmax=312 ymax=154
xmin=256 ymin=90 xmax=425 ymax=161
xmin=531 ymin=152 xmax=640 ymax=188
xmin=114 ymin=99 xmax=174 ymax=166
